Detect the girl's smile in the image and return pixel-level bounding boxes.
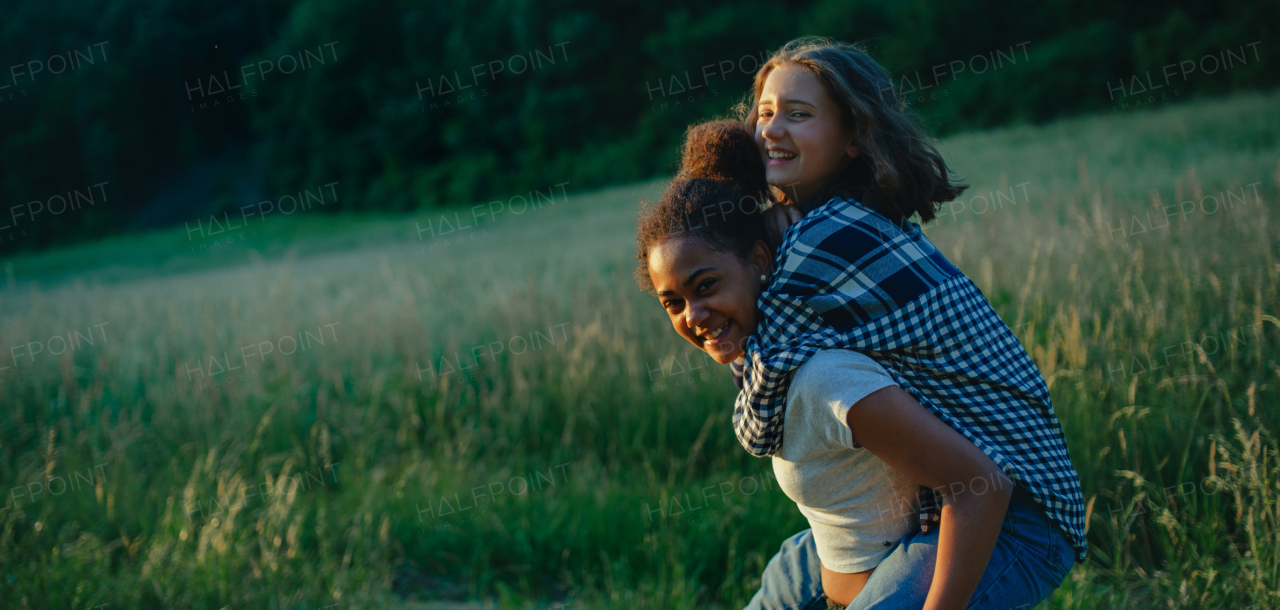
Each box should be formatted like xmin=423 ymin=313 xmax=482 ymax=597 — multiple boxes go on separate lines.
xmin=766 ymin=145 xmax=798 ymax=165
xmin=699 ymin=319 xmax=733 ymax=350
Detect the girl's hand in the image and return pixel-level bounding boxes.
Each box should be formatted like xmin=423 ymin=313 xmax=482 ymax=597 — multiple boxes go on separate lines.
xmin=764 ymin=201 xmax=804 ymax=247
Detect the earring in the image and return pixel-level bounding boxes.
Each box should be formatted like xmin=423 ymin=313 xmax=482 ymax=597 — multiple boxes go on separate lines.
xmin=760 ymin=274 xmax=767 ymax=281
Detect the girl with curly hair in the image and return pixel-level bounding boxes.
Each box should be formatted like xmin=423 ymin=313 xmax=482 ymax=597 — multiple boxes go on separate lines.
xmin=637 ymin=37 xmax=1084 ymax=610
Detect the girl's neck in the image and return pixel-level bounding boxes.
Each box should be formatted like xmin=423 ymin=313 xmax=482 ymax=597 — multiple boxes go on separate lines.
xmin=798 ymin=158 xmax=860 ymax=214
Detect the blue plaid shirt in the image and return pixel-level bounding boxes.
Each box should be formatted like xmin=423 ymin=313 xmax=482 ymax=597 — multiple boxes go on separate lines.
xmin=734 ymin=196 xmax=1087 ymax=562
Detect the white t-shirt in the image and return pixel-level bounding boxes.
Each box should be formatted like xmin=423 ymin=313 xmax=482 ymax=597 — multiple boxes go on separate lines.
xmin=772 ymin=349 xmax=921 ymax=573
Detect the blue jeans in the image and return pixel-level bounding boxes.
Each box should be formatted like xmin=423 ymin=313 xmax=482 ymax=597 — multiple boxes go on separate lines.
xmin=745 ymin=485 xmax=1075 ymax=610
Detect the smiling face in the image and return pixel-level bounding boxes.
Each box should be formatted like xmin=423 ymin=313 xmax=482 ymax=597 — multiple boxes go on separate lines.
xmin=647 ymin=236 xmax=772 ymax=364
xmin=754 ymin=64 xmax=859 ymax=205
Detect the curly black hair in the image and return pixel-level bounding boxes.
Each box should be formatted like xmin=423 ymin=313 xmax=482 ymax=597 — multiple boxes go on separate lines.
xmin=635 ymin=120 xmax=773 ymax=293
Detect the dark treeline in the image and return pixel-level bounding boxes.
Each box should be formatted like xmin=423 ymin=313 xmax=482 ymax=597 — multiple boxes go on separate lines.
xmin=0 ymin=0 xmax=1274 ymax=254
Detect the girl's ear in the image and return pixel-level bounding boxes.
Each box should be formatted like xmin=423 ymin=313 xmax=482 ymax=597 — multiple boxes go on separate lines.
xmin=751 ymin=240 xmax=773 ymax=280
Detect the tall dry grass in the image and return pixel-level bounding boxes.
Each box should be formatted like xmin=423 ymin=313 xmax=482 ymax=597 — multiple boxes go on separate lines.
xmin=0 ymin=91 xmax=1277 ymax=608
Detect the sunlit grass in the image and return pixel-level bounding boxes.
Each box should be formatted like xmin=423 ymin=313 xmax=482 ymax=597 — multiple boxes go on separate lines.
xmin=1 ymin=91 xmax=1278 ymax=609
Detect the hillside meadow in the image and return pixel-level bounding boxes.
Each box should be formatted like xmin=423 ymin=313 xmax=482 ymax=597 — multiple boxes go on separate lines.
xmin=1 ymin=91 xmax=1278 ymax=608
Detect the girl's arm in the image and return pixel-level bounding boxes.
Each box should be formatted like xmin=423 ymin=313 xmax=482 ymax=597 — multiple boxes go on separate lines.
xmin=845 ymin=385 xmax=1013 ymax=610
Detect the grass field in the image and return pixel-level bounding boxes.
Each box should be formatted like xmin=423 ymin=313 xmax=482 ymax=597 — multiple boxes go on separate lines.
xmin=2 ymin=90 xmax=1279 ymax=609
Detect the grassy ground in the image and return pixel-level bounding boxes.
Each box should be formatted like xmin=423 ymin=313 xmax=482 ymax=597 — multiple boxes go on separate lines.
xmin=1 ymin=90 xmax=1278 ymax=609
